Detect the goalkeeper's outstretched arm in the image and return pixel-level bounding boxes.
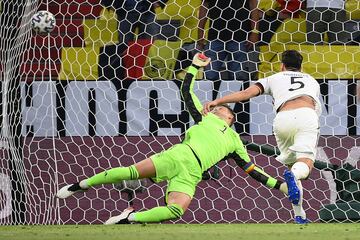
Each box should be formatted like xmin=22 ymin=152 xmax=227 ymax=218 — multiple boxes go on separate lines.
xmin=229 ymin=152 xmax=287 ymax=194
xmin=180 ymin=53 xmax=211 ymax=123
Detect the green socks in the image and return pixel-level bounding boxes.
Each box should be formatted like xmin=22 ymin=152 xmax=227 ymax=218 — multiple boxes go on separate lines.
xmin=85 ymin=166 xmax=139 ymax=187
xmin=132 ymin=204 xmax=184 ymax=223
xmin=82 ymin=166 xmax=184 ymax=223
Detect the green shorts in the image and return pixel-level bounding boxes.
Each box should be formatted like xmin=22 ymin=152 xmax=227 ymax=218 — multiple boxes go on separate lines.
xmin=150 ymin=144 xmax=202 ymax=200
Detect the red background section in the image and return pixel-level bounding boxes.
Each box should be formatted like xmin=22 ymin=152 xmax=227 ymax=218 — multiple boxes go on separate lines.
xmin=17 ymin=136 xmax=357 ymax=224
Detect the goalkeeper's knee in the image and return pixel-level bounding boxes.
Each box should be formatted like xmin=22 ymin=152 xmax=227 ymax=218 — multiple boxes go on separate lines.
xmin=167 ymin=204 xmax=184 ymax=220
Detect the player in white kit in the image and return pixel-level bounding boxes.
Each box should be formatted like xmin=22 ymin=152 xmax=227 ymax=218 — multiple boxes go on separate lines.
xmin=203 ymin=50 xmax=321 ymax=224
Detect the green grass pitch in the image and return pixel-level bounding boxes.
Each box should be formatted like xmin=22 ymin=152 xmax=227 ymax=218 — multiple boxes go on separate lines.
xmin=1 ymin=223 xmax=359 ymax=240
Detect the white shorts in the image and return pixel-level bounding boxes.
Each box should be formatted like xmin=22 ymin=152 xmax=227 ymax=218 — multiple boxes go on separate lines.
xmin=273 ymin=107 xmax=319 ymax=166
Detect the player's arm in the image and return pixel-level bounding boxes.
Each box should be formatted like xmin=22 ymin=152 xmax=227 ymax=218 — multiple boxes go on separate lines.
xmin=180 ymin=53 xmax=211 ymax=123
xmin=203 ymin=83 xmax=263 ymax=114
xmin=230 ymin=140 xmax=286 ymax=193
xmin=230 ymin=151 xmax=286 ymax=193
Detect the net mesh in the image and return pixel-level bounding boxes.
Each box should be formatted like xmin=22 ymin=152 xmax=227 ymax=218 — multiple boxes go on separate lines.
xmin=0 ymin=0 xmax=359 ymax=224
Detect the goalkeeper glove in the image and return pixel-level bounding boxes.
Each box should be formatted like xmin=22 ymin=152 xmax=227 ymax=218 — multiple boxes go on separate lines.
xmin=192 ymin=53 xmax=211 ymax=67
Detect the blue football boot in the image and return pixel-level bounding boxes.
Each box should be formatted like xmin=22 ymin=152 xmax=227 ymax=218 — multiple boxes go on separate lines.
xmin=294 ymin=216 xmax=310 ymax=224
xmin=283 ymin=169 xmax=300 ymax=205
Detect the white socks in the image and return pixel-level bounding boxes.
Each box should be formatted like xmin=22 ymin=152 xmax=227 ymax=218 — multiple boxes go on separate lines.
xmin=292 ymin=180 xmax=306 ymax=218
xmin=291 ymin=162 xmax=310 ymax=180
xmin=290 ymin=162 xmax=310 ymax=218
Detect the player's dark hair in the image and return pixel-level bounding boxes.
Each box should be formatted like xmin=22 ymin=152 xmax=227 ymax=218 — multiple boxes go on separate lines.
xmin=218 ymin=103 xmax=235 ymax=126
xmin=281 ymin=50 xmax=303 ymax=71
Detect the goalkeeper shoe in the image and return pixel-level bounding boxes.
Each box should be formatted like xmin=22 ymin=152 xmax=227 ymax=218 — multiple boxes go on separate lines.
xmin=294 ymin=216 xmax=310 ymax=224
xmin=283 ymin=170 xmax=300 ymax=205
xmin=56 ymin=183 xmax=87 ymax=199
xmin=104 ymin=207 xmax=134 ymax=225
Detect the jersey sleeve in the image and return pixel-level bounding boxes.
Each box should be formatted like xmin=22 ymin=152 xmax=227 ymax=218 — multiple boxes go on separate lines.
xmin=256 ymin=77 xmax=270 ymax=94
xmin=230 ymin=137 xmax=282 ymax=190
xmin=180 ymin=65 xmax=203 ymax=123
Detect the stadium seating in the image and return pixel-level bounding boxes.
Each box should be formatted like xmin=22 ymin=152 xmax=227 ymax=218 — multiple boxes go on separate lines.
xmin=59 ymin=8 xmax=119 ymax=80
xmin=346 ymin=0 xmax=360 ymax=20
xmin=262 ymin=0 xmax=360 ymax=46
xmin=257 ymin=0 xmax=360 ymax=80
xmin=27 ymin=0 xmax=360 ymax=82
xmin=59 ymin=47 xmax=100 ymax=80
xmin=270 ymin=18 xmax=307 ymax=45
xmin=58 ymin=0 xmax=204 ymax=80
xmin=23 ymin=0 xmax=103 ymax=81
xmin=259 ymin=44 xmax=360 ymax=79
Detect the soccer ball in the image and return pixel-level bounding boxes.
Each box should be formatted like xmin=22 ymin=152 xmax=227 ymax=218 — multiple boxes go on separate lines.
xmin=31 ymin=10 xmax=56 ymax=34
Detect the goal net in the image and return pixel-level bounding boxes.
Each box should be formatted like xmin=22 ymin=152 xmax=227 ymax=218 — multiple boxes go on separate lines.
xmin=0 ymin=0 xmax=359 ymax=224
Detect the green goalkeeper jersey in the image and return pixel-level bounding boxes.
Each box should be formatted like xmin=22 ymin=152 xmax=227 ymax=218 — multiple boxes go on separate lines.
xmin=182 ymin=107 xmax=249 ymax=172
xmin=180 ymin=65 xmax=282 ymax=191
xmin=179 ymin=65 xmax=283 ymax=191
xmin=181 ymin=66 xmax=250 ymax=172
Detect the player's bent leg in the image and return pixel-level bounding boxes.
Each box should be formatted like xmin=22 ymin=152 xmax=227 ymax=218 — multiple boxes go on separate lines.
xmin=284 ymin=154 xmax=314 ymax=204
xmin=291 ymin=158 xmax=313 ymax=180
xmin=131 ymin=192 xmax=189 ymax=223
xmin=105 ymin=204 xmax=184 ymax=225
xmin=291 ymin=180 xmax=310 ymax=224
xmin=133 ymin=157 xmax=156 ymax=179
xmin=166 ymin=191 xmax=192 ymax=212
xmin=105 ymin=192 xmax=190 ymax=224
xmin=126 ymin=203 xmax=184 ymax=223
xmin=283 ymin=169 xmax=300 ymax=205
xmin=290 ymin=158 xmax=313 ymax=224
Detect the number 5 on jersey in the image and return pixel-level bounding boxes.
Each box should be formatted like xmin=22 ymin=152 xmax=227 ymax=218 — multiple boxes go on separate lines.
xmin=289 ymin=77 xmax=305 ymax=91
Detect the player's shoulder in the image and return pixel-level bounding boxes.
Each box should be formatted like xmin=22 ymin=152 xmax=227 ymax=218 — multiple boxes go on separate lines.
xmin=267 ymin=71 xmax=290 ymax=80
xmin=259 ymin=72 xmax=283 ymax=86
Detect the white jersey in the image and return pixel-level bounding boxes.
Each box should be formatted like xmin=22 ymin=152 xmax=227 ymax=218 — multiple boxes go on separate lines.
xmin=257 ymin=71 xmax=322 ymax=116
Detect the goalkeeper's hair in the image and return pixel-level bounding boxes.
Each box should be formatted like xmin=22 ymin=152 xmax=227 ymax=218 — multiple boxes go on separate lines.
xmin=219 ymin=103 xmax=235 ymax=126
xmin=281 ymin=50 xmax=303 ymax=71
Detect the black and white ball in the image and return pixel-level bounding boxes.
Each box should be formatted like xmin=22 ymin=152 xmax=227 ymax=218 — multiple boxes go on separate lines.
xmin=31 ymin=10 xmax=56 ymax=34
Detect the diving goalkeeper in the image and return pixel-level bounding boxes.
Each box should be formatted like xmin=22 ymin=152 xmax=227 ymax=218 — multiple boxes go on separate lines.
xmin=57 ymin=53 xmax=288 ymax=224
